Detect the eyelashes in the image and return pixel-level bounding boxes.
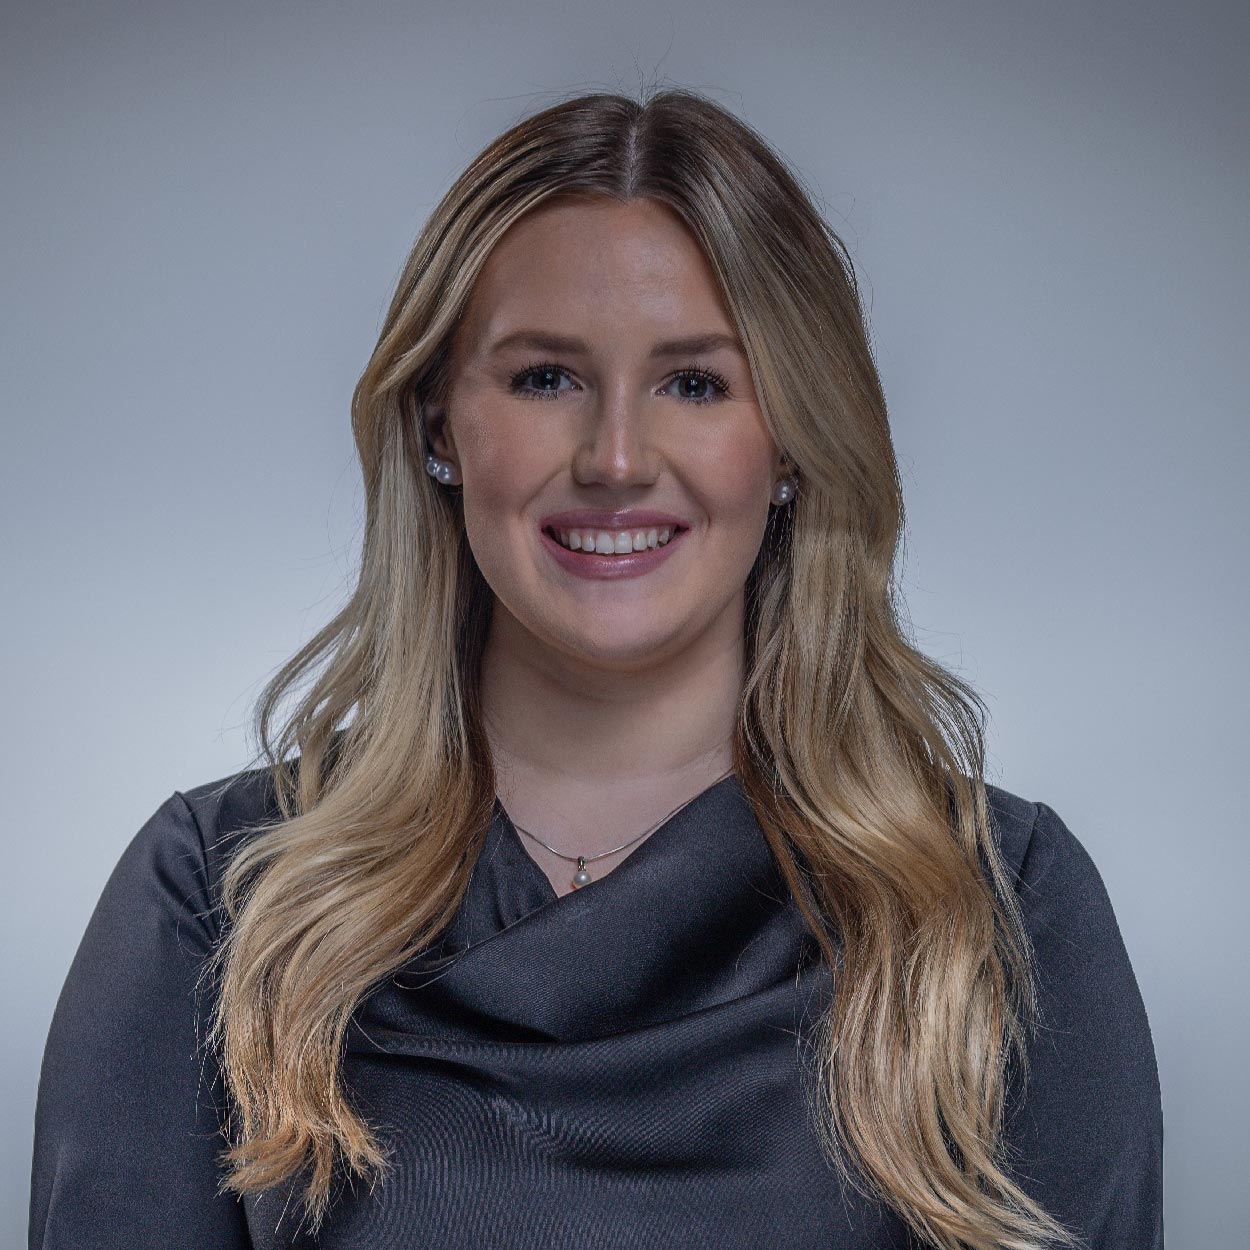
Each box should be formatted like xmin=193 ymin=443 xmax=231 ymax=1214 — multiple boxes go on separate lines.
xmin=507 ymin=360 xmax=732 ymax=406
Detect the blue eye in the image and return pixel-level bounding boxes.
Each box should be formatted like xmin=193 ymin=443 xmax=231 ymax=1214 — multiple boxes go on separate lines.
xmin=507 ymin=361 xmax=732 ymax=406
xmin=509 ymin=363 xmax=574 ymax=398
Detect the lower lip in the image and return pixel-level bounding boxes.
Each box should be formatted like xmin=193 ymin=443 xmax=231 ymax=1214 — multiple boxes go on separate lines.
xmin=539 ymin=526 xmax=688 ymax=579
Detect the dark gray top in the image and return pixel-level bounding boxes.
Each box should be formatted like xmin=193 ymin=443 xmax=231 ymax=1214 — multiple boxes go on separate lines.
xmin=29 ymin=765 xmax=1163 ymax=1248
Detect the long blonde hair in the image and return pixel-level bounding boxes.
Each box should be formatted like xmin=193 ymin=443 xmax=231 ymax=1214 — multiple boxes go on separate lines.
xmin=203 ymin=88 xmax=1079 ymax=1249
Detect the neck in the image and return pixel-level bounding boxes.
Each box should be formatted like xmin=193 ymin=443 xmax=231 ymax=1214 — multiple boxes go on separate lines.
xmin=479 ymin=596 xmax=743 ymax=855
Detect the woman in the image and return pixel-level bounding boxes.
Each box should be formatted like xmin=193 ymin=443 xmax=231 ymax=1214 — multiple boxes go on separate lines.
xmin=29 ymin=89 xmax=1163 ymax=1249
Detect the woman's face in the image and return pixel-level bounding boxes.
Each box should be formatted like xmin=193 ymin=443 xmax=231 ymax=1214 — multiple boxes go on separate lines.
xmin=430 ymin=195 xmax=790 ymax=672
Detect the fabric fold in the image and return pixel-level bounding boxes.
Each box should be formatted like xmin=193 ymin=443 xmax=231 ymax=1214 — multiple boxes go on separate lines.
xmin=358 ymin=773 xmax=813 ymax=1045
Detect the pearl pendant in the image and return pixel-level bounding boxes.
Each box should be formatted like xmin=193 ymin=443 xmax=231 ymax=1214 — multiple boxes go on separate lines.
xmin=572 ymin=856 xmax=593 ymax=888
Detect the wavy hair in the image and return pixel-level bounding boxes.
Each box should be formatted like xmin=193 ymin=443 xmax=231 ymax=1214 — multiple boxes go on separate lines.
xmin=203 ymin=88 xmax=1079 ymax=1250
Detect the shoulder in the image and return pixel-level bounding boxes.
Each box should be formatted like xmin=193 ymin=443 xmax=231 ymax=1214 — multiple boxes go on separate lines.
xmin=982 ymin=779 xmax=1082 ymax=889
xmin=985 ymin=781 xmax=1159 ymax=1079
xmin=173 ymin=761 xmax=285 ymax=922
xmin=33 ymin=776 xmax=278 ymax=1243
xmin=984 ymin=781 xmax=1105 ymax=917
xmin=982 ymin=781 xmax=1039 ymax=883
xmin=82 ymin=765 xmax=279 ymax=963
xmin=982 ymin=794 xmax=1164 ymax=1241
xmin=983 ymin=783 xmax=1145 ymax=1007
xmin=983 ymin=781 xmax=1124 ymax=941
xmin=88 ymin=764 xmax=282 ymax=956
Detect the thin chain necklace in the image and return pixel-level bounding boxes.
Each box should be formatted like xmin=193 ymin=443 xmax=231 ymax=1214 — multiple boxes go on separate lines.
xmin=506 ymin=768 xmax=735 ymax=891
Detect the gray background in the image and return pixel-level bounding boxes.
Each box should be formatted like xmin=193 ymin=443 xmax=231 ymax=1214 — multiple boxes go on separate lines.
xmin=3 ymin=2 xmax=1246 ymax=1244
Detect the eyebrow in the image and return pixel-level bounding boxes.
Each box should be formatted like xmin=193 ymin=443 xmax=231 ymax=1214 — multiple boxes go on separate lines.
xmin=483 ymin=329 xmax=746 ymax=360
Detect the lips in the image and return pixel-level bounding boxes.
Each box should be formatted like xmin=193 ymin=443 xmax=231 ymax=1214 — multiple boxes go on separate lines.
xmin=539 ymin=522 xmax=688 ymax=580
xmin=538 ymin=509 xmax=690 ymax=533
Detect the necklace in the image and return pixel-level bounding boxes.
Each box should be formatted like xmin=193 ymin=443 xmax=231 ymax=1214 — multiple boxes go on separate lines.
xmin=506 ymin=768 xmax=735 ymax=890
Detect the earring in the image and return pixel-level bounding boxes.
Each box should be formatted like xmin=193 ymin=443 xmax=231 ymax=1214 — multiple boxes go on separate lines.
xmin=425 ymin=454 xmax=461 ymax=486
xmin=771 ymin=475 xmax=798 ymax=506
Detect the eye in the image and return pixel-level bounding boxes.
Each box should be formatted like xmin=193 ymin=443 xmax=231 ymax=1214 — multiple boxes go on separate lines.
xmin=507 ymin=362 xmax=575 ymax=399
xmin=661 ymin=367 xmax=732 ymax=406
xmin=507 ymin=361 xmax=732 ymax=405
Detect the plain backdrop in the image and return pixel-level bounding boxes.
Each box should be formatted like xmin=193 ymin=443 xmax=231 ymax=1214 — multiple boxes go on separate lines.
xmin=3 ymin=1 xmax=1247 ymax=1245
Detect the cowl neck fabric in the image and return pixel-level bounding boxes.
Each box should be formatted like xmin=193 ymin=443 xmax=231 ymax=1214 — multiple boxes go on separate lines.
xmin=237 ymin=771 xmax=911 ymax=1248
xmin=353 ymin=772 xmax=824 ymax=1046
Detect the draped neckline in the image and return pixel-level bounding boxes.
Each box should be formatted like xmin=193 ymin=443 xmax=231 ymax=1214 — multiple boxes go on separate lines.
xmin=358 ymin=770 xmax=815 ymax=1046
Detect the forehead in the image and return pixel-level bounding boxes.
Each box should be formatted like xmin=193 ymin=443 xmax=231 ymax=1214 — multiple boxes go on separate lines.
xmin=459 ymin=197 xmax=735 ymax=357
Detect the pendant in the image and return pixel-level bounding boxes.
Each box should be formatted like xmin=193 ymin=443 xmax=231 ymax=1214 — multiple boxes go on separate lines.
xmin=571 ymin=855 xmax=593 ymax=889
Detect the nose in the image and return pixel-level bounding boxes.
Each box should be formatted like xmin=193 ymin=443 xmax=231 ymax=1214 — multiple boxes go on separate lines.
xmin=571 ymin=382 xmax=661 ymax=490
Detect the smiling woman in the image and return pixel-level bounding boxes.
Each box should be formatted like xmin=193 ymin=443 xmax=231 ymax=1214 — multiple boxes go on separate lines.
xmin=29 ymin=88 xmax=1162 ymax=1250
xmin=422 ymin=193 xmax=795 ymax=729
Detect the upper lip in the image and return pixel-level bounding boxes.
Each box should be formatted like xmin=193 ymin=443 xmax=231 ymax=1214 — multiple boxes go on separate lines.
xmin=540 ymin=509 xmax=690 ymax=532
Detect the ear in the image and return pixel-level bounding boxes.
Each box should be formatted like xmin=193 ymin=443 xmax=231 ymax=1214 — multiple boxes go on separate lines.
xmin=422 ymin=399 xmax=458 ymax=464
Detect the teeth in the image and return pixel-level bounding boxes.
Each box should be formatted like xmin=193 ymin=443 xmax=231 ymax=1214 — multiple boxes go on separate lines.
xmin=552 ymin=526 xmax=676 ymax=554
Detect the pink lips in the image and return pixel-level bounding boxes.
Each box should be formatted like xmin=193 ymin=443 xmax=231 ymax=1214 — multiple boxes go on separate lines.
xmin=539 ymin=522 xmax=688 ymax=580
xmin=539 ymin=509 xmax=690 ymax=532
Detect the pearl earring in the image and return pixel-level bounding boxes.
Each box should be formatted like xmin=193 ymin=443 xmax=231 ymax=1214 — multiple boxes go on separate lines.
xmin=771 ymin=475 xmax=797 ymax=506
xmin=425 ymin=454 xmax=461 ymax=486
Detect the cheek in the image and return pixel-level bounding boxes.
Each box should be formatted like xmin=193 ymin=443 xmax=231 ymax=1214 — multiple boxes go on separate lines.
xmin=695 ymin=438 xmax=775 ymax=529
xmin=455 ymin=414 xmax=563 ymax=592
xmin=457 ymin=407 xmax=550 ymax=516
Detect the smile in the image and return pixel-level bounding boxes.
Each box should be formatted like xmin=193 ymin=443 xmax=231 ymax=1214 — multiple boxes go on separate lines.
xmin=539 ymin=523 xmax=689 ymax=580
xmin=547 ymin=524 xmax=679 ymax=555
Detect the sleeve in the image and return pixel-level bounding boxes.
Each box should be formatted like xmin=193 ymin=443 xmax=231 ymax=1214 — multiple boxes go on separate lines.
xmin=1002 ymin=800 xmax=1164 ymax=1250
xmin=28 ymin=792 xmax=253 ymax=1249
